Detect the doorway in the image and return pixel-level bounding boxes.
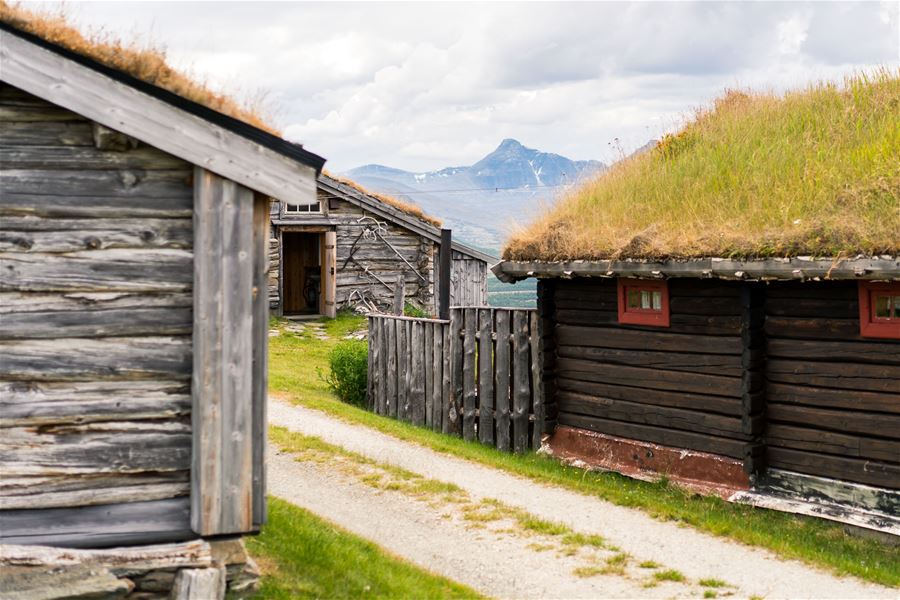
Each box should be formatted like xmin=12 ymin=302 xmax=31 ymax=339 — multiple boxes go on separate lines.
xmin=282 ymin=232 xmax=323 ymax=315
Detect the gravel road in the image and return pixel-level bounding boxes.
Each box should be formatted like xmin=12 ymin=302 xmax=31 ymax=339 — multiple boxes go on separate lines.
xmin=269 ymin=398 xmax=896 ymax=599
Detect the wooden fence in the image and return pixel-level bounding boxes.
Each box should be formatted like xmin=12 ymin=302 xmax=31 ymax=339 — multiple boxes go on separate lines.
xmin=367 ymin=307 xmax=544 ymax=452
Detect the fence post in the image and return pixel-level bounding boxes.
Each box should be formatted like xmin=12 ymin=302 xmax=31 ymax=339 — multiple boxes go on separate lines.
xmin=439 ymin=229 xmax=452 ymax=320
xmin=393 ymin=274 xmax=405 ymax=315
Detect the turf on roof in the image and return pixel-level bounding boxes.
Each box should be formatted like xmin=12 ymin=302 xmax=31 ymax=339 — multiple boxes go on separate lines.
xmin=504 ymin=71 xmax=900 ymax=262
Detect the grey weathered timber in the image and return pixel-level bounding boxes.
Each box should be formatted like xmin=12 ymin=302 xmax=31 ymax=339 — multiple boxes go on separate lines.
xmin=424 ymin=322 xmax=434 ymax=429
xmin=1 ymin=475 xmax=188 ymax=510
xmin=191 ymin=169 xmax=255 ymax=536
xmin=0 ymin=303 xmax=191 ymax=339
xmin=0 ymin=564 xmax=132 ymax=600
xmin=512 ymin=311 xmax=531 ymax=453
xmin=387 ymin=318 xmax=398 ymax=417
xmin=462 ymin=308 xmax=477 ymax=441
xmin=529 ymin=310 xmax=545 ymax=449
xmin=397 ymin=319 xmax=408 ymax=421
xmin=171 ymin=567 xmax=226 ymax=600
xmin=442 ymin=318 xmax=453 ymax=434
xmin=410 ymin=321 xmax=425 ymax=426
xmin=368 ymin=316 xmax=378 ymax=412
xmin=433 ymin=326 xmax=444 ymax=432
xmin=0 ymin=380 xmax=189 ymax=427
xmin=392 ymin=274 xmax=405 ymax=315
xmin=494 ymin=310 xmax=512 ymax=452
xmin=493 ymin=257 xmax=900 ymax=283
xmin=1 ymin=144 xmax=190 ymax=171
xmin=478 ymin=308 xmax=495 ymax=446
xmin=0 ymin=539 xmax=212 ymax=574
xmin=0 ymin=336 xmax=191 ymax=381
xmin=0 ymin=497 xmax=193 ymax=548
xmin=0 ymin=217 xmax=193 ymax=252
xmin=0 ymin=249 xmax=193 ymax=292
xmin=404 ymin=321 xmax=413 ymax=420
xmin=0 ymin=31 xmax=319 ymax=206
xmin=438 ymin=229 xmax=452 ymax=319
xmin=251 ymin=195 xmax=269 ymax=529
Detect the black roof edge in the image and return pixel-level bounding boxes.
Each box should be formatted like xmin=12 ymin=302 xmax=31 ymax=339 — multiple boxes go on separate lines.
xmin=1 ymin=21 xmax=327 ymax=174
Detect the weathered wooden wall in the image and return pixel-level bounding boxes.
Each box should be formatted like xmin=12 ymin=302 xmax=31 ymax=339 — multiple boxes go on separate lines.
xmin=0 ymin=84 xmax=194 ymax=543
xmin=763 ymin=281 xmax=899 ymax=489
xmin=440 ymin=250 xmax=488 ymax=307
xmin=550 ymin=278 xmax=749 ymax=459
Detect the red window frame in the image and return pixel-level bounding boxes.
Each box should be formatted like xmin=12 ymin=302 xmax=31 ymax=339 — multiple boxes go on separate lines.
xmin=858 ymin=281 xmax=900 ymax=339
xmin=617 ymin=278 xmax=670 ymax=327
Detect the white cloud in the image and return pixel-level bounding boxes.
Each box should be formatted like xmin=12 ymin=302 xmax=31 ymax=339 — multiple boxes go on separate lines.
xmin=63 ymin=1 xmax=899 ymax=171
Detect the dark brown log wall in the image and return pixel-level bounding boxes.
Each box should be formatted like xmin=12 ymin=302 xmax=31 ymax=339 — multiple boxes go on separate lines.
xmin=764 ymin=281 xmax=900 ymax=489
xmin=551 ymin=278 xmax=749 ymax=459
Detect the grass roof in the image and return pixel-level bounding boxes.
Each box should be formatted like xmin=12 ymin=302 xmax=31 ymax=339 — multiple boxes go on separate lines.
xmin=2 ymin=1 xmax=440 ymax=228
xmin=504 ymin=71 xmax=900 ymax=262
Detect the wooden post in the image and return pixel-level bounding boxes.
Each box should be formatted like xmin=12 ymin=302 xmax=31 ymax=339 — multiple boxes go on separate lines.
xmin=529 ymin=310 xmax=544 ymax=450
xmin=191 ymin=168 xmax=255 ymax=536
xmin=424 ymin=322 xmax=434 ymax=429
xmin=433 ymin=323 xmax=444 ymax=432
xmin=512 ymin=310 xmax=530 ymax=453
xmin=397 ymin=318 xmax=408 ymax=421
xmin=323 ymin=230 xmax=337 ymax=318
xmin=741 ymin=282 xmax=767 ymax=476
xmin=368 ymin=316 xmax=377 ymax=412
xmin=536 ymin=280 xmax=558 ymax=437
xmin=494 ymin=310 xmax=511 ymax=452
xmin=438 ymin=229 xmax=452 ymax=320
xmin=393 ymin=274 xmax=405 ymax=316
xmin=250 ymin=193 xmax=269 ymax=528
xmin=478 ymin=308 xmax=494 ymax=446
xmin=447 ymin=308 xmax=463 ymax=435
xmin=386 ymin=318 xmax=398 ymax=418
xmin=462 ymin=308 xmax=477 ymax=441
xmin=411 ymin=321 xmax=425 ymax=426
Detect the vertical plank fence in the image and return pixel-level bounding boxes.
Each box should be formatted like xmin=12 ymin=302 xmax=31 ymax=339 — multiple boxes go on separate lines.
xmin=368 ymin=307 xmax=544 ymax=452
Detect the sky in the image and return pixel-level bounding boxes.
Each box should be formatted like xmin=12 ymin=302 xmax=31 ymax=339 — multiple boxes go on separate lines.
xmin=51 ymin=1 xmax=900 ymax=172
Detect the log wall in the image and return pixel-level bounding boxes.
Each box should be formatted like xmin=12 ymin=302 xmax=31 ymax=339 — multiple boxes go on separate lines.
xmin=763 ymin=281 xmax=899 ymax=489
xmin=550 ymin=278 xmax=749 ymax=459
xmin=0 ymin=84 xmax=193 ymax=542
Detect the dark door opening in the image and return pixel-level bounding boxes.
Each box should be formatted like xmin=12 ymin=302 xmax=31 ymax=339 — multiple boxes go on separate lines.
xmin=282 ymin=232 xmax=322 ymax=315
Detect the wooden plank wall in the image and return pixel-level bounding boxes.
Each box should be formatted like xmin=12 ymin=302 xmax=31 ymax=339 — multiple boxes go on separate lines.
xmin=551 ymin=278 xmax=749 ymax=459
xmin=367 ymin=308 xmax=542 ymax=452
xmin=448 ymin=252 xmax=488 ymax=307
xmin=0 ymin=84 xmax=193 ymax=544
xmin=763 ymin=281 xmax=900 ymax=489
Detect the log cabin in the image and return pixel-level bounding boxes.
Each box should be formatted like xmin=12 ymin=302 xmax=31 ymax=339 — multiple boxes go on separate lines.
xmin=268 ymin=173 xmax=494 ymax=318
xmin=495 ymin=77 xmax=899 ymax=534
xmin=0 ymin=17 xmax=326 ymax=596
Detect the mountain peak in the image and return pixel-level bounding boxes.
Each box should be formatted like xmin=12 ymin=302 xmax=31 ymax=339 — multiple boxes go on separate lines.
xmin=496 ymin=138 xmax=526 ymax=151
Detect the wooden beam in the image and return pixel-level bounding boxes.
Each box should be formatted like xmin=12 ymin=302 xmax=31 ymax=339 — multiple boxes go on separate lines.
xmin=251 ymin=194 xmax=269 ymax=529
xmin=741 ymin=283 xmax=767 ymax=475
xmin=0 ymin=30 xmax=318 ymax=206
xmin=191 ymin=168 xmax=255 ymax=536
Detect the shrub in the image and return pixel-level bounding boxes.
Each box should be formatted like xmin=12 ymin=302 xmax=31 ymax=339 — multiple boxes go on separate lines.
xmin=403 ymin=302 xmax=430 ymax=319
xmin=324 ymin=340 xmax=368 ymax=407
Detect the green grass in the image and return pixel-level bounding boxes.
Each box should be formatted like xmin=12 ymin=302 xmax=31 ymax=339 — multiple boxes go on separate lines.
xmin=246 ymin=496 xmax=480 ymax=599
xmin=653 ymin=569 xmax=687 ymax=583
xmin=268 ymin=315 xmax=900 ymax=588
xmin=699 ymin=578 xmax=729 ymax=588
xmin=505 ymin=70 xmax=900 ymax=261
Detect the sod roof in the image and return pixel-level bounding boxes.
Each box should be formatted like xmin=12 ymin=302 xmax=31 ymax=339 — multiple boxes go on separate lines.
xmin=1 ymin=1 xmax=439 ymax=227
xmin=503 ymin=71 xmax=900 ymax=263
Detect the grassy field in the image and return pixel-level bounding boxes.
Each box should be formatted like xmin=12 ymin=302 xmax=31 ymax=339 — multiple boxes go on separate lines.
xmin=246 ymin=496 xmax=480 ymax=599
xmin=267 ymin=314 xmax=900 ymax=588
xmin=505 ymin=70 xmax=900 ymax=261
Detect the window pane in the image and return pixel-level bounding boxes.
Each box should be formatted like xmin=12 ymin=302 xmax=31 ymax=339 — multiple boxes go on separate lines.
xmin=874 ymin=294 xmax=890 ymax=319
xmin=627 ymin=289 xmax=641 ymax=309
xmin=893 ymin=296 xmax=900 ymax=319
xmin=651 ymin=291 xmax=662 ymax=311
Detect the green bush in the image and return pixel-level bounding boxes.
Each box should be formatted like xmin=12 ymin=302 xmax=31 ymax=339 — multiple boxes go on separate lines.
xmin=324 ymin=340 xmax=368 ymax=407
xmin=403 ymin=302 xmax=430 ymax=319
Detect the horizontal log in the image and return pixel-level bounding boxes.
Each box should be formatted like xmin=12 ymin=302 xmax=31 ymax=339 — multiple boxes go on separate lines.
xmin=0 ymin=217 xmax=192 ymax=252
xmin=558 ymin=390 xmax=746 ymax=438
xmin=0 ymin=304 xmax=192 ymax=339
xmin=0 ymin=121 xmax=92 ymax=145
xmin=1 ymin=475 xmax=189 ymax=510
xmin=555 ymin=377 xmax=741 ymax=416
xmin=557 ymin=324 xmax=741 ymax=355
xmin=767 ymin=359 xmax=900 ymax=393
xmin=764 ymin=317 xmax=862 ymax=341
xmin=670 ymin=295 xmax=740 ymax=316
xmin=766 ymin=446 xmax=900 ymax=489
xmin=556 ymin=357 xmax=741 ymax=397
xmin=0 ymin=97 xmax=86 ymax=122
xmin=1 ymin=249 xmax=193 ymax=292
xmin=558 ymin=411 xmax=746 ymax=458
xmin=767 ymin=297 xmax=857 ymax=319
xmin=766 ymin=424 xmax=899 ymax=464
xmin=766 ymin=382 xmax=900 ymax=414
xmin=0 ymin=291 xmax=193 ymax=314
xmin=0 ymin=380 xmax=190 ymax=426
xmin=765 ymin=281 xmax=857 ymax=300
xmin=557 ymin=345 xmax=743 ymax=376
xmin=0 ymin=420 xmax=191 ymax=475
xmin=767 ymin=338 xmax=900 ymax=366
xmin=767 ymin=403 xmax=900 ymax=440
xmin=0 ymin=336 xmax=192 ymax=381
xmin=0 ymin=497 xmax=193 ymax=548
xmin=0 ymin=145 xmax=189 ymax=170
xmin=554 ymin=308 xmax=741 ymax=335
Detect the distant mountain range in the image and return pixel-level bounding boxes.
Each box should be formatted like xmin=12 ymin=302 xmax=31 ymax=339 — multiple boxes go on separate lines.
xmin=344 ymin=139 xmax=607 ymax=251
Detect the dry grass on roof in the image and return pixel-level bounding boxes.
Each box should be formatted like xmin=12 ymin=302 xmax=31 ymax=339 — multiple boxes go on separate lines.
xmin=1 ymin=1 xmax=279 ymax=135
xmin=504 ymin=70 xmax=900 ymax=262
xmin=324 ymin=171 xmax=442 ymax=228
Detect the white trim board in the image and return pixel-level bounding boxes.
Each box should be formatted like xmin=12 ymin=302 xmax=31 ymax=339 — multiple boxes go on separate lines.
xmin=0 ymin=30 xmax=318 ymax=206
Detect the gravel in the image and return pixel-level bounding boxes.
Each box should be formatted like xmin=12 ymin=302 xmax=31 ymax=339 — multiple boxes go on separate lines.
xmin=269 ymin=398 xmax=896 ymax=599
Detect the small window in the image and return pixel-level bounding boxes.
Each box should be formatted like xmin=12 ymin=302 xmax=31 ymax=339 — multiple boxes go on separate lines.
xmin=284 ymin=201 xmax=322 ymax=215
xmin=617 ymin=278 xmax=670 ymax=327
xmin=858 ymin=281 xmax=900 ymax=339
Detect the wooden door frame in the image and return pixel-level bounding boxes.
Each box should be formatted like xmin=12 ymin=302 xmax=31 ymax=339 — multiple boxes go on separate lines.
xmin=277 ymin=225 xmax=336 ymax=317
